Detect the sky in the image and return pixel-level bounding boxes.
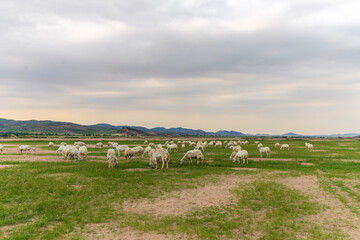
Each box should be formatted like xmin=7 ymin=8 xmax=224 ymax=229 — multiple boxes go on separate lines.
xmin=1 ymin=0 xmax=360 ymax=135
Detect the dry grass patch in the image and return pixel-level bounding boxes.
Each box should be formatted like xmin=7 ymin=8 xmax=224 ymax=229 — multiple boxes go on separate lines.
xmin=123 ymin=174 xmax=253 ymax=216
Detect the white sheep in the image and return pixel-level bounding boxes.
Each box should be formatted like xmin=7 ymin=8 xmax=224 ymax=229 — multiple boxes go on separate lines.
xmin=0 ymin=144 xmax=3 ymax=154
xmin=306 ymin=143 xmax=314 ymax=152
xmin=148 ymin=143 xmax=156 ymax=148
xmin=280 ymin=144 xmax=290 ymax=150
xmin=107 ymin=149 xmax=117 ymax=168
xmin=232 ymin=150 xmax=249 ymax=164
xmin=64 ymin=146 xmax=80 ymax=160
xmin=132 ymin=146 xmax=144 ymax=158
xmin=48 ymin=142 xmax=55 ymax=148
xmin=229 ymin=146 xmax=242 ymax=161
xmin=144 ymin=140 xmax=148 ymax=144
xmin=215 ymin=141 xmax=222 ymax=148
xmin=144 ymin=146 xmax=152 ymax=157
xmin=55 ymin=145 xmax=66 ymax=155
xmin=78 ymin=146 xmax=88 ymax=160
xmin=60 ymin=142 xmax=67 ymax=146
xmin=274 ymin=143 xmax=281 ymax=149
xmin=124 ymin=147 xmax=144 ymax=161
xmin=182 ymin=143 xmax=186 ymax=151
xmin=107 ymin=141 xmax=114 ymax=147
xmin=180 ymin=150 xmax=204 ymax=165
xmin=19 ymin=145 xmax=36 ymax=154
xmin=95 ymin=142 xmax=103 ymax=148
xmin=149 ymin=147 xmax=170 ymax=169
xmin=167 ymin=143 xmax=178 ymax=152
xmin=259 ymin=146 xmax=271 ymax=158
xmin=115 ymin=145 xmax=129 ymax=156
xmin=257 ymin=143 xmax=263 ymax=149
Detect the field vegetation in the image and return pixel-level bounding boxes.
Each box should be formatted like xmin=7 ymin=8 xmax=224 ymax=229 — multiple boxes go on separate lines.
xmin=0 ymin=138 xmax=359 ymax=239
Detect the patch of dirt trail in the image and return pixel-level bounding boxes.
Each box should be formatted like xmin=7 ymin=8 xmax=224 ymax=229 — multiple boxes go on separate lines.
xmin=276 ymin=176 xmax=360 ymax=240
xmin=123 ymin=174 xmax=255 ymax=216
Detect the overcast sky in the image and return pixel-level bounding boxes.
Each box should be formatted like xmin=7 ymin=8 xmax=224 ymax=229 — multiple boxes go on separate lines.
xmin=1 ymin=0 xmax=360 ymax=134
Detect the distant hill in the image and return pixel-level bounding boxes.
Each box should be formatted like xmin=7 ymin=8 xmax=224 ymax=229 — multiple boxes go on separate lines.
xmin=0 ymin=118 xmax=358 ymax=137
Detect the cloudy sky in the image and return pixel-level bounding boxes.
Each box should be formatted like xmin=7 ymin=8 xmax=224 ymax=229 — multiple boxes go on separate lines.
xmin=1 ymin=0 xmax=360 ymax=134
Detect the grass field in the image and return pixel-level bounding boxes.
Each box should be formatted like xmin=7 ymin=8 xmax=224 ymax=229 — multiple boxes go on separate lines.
xmin=0 ymin=138 xmax=359 ymax=239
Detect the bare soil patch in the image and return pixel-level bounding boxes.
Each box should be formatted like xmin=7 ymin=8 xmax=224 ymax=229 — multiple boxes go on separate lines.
xmin=300 ymin=163 xmax=315 ymax=166
xmin=80 ymin=224 xmax=188 ymax=240
xmin=123 ymin=168 xmax=150 ymax=172
xmin=231 ymin=167 xmax=258 ymax=171
xmin=276 ymin=176 xmax=360 ymax=240
xmin=123 ymin=174 xmax=253 ymax=216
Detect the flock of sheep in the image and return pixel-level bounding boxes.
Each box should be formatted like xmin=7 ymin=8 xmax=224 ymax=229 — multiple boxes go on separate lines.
xmin=0 ymin=140 xmax=315 ymax=169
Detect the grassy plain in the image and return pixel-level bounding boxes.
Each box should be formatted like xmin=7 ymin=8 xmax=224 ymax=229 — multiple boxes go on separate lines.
xmin=0 ymin=138 xmax=359 ymax=239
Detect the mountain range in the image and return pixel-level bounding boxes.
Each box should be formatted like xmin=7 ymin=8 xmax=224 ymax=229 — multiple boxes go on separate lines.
xmin=0 ymin=118 xmax=358 ymax=138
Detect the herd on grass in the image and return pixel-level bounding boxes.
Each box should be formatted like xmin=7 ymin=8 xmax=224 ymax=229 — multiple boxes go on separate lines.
xmin=0 ymin=140 xmax=314 ymax=169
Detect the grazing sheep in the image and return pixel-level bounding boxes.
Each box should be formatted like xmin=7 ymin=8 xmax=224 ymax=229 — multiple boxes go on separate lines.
xmin=229 ymin=146 xmax=242 ymax=161
xmin=74 ymin=141 xmax=86 ymax=147
xmin=274 ymin=143 xmax=281 ymax=149
xmin=167 ymin=143 xmax=178 ymax=152
xmin=144 ymin=146 xmax=152 ymax=157
xmin=78 ymin=146 xmax=88 ymax=160
xmin=115 ymin=145 xmax=129 ymax=156
xmin=64 ymin=146 xmax=80 ymax=160
xmin=48 ymin=142 xmax=55 ymax=148
xmin=107 ymin=149 xmax=117 ymax=168
xmin=19 ymin=145 xmax=36 ymax=154
xmin=280 ymin=144 xmax=290 ymax=150
xmin=180 ymin=150 xmax=204 ymax=165
xmin=124 ymin=148 xmax=138 ymax=161
xmin=232 ymin=150 xmax=249 ymax=164
xmin=182 ymin=143 xmax=186 ymax=151
xmin=195 ymin=142 xmax=206 ymax=152
xmin=148 ymin=143 xmax=156 ymax=148
xmin=189 ymin=142 xmax=196 ymax=147
xmin=132 ymin=146 xmax=145 ymax=158
xmin=55 ymin=145 xmax=66 ymax=155
xmin=306 ymin=143 xmax=314 ymax=152
xmin=144 ymin=140 xmax=148 ymax=144
xmin=259 ymin=147 xmax=271 ymax=158
xmin=60 ymin=142 xmax=67 ymax=146
xmin=0 ymin=144 xmax=3 ymax=154
xmin=149 ymin=147 xmax=170 ymax=169
xmin=215 ymin=141 xmax=222 ymax=148
xmin=95 ymin=142 xmax=103 ymax=148
xmin=107 ymin=141 xmax=114 ymax=147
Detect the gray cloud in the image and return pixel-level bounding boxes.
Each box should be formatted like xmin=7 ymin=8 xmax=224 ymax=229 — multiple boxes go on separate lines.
xmin=1 ymin=0 xmax=360 ymax=134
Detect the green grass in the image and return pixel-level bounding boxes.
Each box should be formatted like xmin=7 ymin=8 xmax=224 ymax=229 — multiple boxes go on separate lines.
xmin=0 ymin=138 xmax=359 ymax=239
